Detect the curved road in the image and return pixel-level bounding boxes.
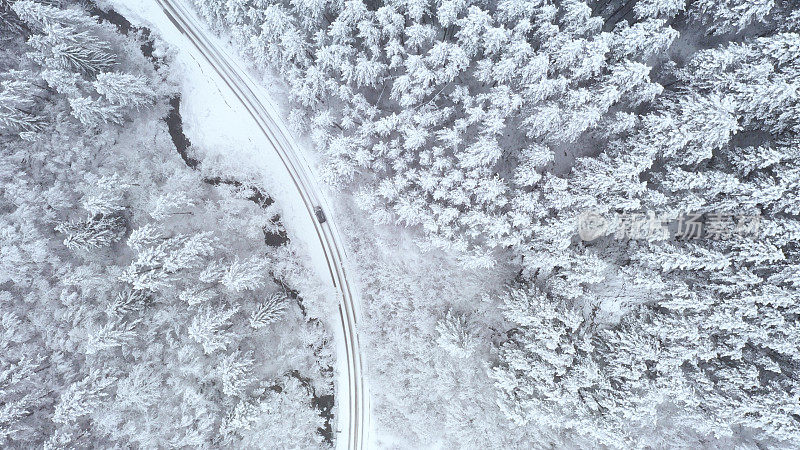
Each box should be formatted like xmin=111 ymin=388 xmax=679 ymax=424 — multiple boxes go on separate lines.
xmin=151 ymin=0 xmax=369 ymax=448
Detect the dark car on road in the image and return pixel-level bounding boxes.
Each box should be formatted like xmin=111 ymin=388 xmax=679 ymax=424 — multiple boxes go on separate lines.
xmin=314 ymin=206 xmax=326 ymax=223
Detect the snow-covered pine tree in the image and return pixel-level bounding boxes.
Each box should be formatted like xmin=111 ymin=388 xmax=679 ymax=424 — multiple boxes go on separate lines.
xmin=435 ymin=310 xmax=481 ymax=358
xmin=55 ymin=215 xmax=125 ymax=252
xmin=249 ymin=293 xmax=286 ymax=329
xmin=93 ymin=72 xmax=155 ymax=109
xmin=187 ymin=304 xmax=237 ymax=354
xmin=0 ymin=76 xmax=44 ymax=133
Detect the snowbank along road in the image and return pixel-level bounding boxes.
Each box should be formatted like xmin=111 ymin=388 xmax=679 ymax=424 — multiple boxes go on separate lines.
xmin=149 ymin=0 xmax=370 ymax=448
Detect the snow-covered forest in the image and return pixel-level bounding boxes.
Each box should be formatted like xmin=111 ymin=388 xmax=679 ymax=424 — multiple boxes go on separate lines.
xmin=3 ymin=0 xmax=800 ymax=448
xmin=0 ymin=1 xmax=334 ymax=447
xmin=184 ymin=0 xmax=800 ymax=447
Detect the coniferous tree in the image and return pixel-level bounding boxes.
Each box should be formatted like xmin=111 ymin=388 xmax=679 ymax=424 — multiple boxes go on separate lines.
xmin=55 ymin=215 xmax=125 ymax=252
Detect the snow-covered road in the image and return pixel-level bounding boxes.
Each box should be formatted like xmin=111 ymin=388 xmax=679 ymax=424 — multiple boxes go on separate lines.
xmin=108 ymin=0 xmax=370 ymax=448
